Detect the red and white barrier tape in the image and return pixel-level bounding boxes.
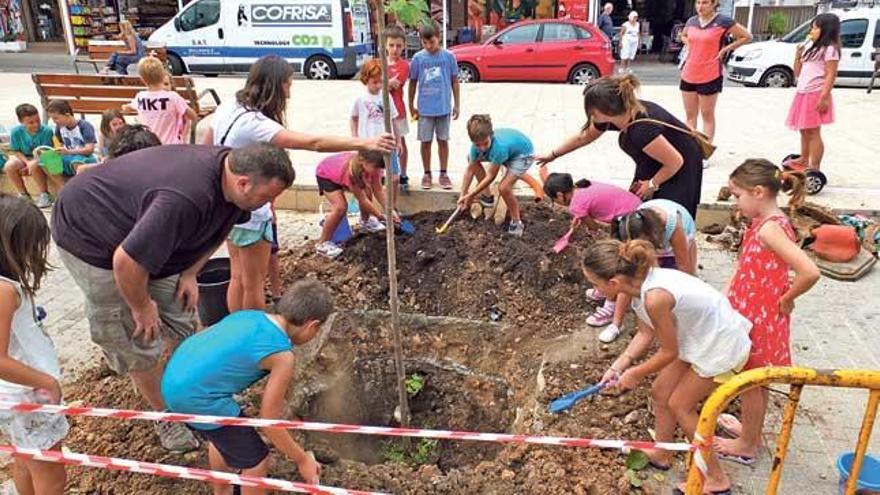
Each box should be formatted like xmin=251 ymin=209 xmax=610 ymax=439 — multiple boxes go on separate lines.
xmin=0 ymin=401 xmax=694 ymax=452
xmin=0 ymin=444 xmax=385 ymax=495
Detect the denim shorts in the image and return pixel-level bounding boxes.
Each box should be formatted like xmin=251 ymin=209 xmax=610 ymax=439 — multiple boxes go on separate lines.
xmin=390 ymin=151 xmax=401 ymax=176
xmin=61 ymin=154 xmax=98 ymax=176
xmin=505 ymin=155 xmax=534 ymax=178
xmin=228 ymin=221 xmax=274 ymax=248
xmin=417 ymin=115 xmax=450 ymax=142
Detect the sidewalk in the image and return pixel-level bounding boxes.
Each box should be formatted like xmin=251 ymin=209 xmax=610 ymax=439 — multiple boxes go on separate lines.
xmin=0 ymin=72 xmax=878 ymax=212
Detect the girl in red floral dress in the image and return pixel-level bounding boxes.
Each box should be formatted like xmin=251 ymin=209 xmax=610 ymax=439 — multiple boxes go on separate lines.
xmin=714 ymin=159 xmax=820 ymax=465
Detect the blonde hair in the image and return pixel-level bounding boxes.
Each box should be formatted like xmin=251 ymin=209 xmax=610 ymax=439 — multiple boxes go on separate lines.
xmin=138 ymin=56 xmax=168 ymax=86
xmin=582 ymin=239 xmax=656 ymax=282
xmin=581 ymin=74 xmax=645 ymax=130
xmin=729 ymin=158 xmax=806 ymax=209
xmin=358 ymin=58 xmax=383 ymax=85
xmin=120 ymin=20 xmax=136 ymax=38
xmin=466 ymin=114 xmax=493 ymax=142
xmin=348 ymin=150 xmax=385 ymax=189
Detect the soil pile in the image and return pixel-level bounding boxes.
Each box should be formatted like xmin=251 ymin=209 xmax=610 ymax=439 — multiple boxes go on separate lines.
xmin=278 ymin=204 xmax=601 ymax=335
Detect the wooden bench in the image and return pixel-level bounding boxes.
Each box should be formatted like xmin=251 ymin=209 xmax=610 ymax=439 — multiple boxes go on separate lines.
xmin=73 ymin=43 xmax=168 ymax=74
xmin=32 ymin=73 xmax=219 ymax=143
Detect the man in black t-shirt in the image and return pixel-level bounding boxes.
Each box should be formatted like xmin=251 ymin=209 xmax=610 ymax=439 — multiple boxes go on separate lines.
xmin=52 ymin=143 xmax=294 ymax=453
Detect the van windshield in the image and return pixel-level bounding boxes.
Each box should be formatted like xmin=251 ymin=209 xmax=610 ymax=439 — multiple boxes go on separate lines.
xmin=781 ymin=19 xmax=813 ymax=43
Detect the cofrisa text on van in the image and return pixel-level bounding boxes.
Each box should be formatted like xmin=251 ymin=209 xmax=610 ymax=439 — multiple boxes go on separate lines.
xmin=251 ymin=4 xmax=332 ymax=25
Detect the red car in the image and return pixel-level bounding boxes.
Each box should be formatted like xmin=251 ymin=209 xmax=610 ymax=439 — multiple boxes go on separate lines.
xmin=451 ymin=19 xmax=614 ymax=84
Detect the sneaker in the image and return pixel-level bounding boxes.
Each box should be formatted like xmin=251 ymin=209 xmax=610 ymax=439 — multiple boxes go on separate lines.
xmin=438 ymin=173 xmax=453 ymax=190
xmin=155 ymin=420 xmax=200 ymax=453
xmin=400 ymin=175 xmax=409 ymax=190
xmin=316 ymin=241 xmax=343 ymax=259
xmin=34 ymin=192 xmax=53 ymax=209
xmin=507 ymin=220 xmax=524 ymax=237
xmin=359 ymin=216 xmax=386 ymax=233
xmin=479 ymin=195 xmax=495 ymax=208
xmin=585 ymin=288 xmax=605 ymax=302
xmin=586 ymin=300 xmax=616 ymax=327
xmin=598 ymin=323 xmax=622 ymax=343
xmin=421 ymin=174 xmax=433 ymax=190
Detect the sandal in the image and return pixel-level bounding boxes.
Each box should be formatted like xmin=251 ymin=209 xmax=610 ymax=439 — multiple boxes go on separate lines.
xmin=717 ymin=452 xmax=757 ymax=466
xmin=717 ymin=413 xmax=743 ymax=439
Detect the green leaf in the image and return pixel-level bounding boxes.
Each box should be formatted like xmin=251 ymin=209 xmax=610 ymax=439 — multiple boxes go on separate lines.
xmin=626 ymin=469 xmax=643 ymax=488
xmin=384 ymin=0 xmax=431 ymax=28
xmin=405 ymin=373 xmax=425 ymax=396
xmin=626 ymin=450 xmax=649 ymax=471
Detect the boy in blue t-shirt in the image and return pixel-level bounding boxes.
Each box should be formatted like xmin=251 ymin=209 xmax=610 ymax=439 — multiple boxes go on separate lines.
xmin=408 ymin=22 xmax=460 ymax=191
xmin=458 ymin=114 xmax=535 ymax=237
xmin=45 ymin=99 xmax=98 ymax=192
xmin=3 ymin=104 xmax=54 ymax=207
xmin=162 ymin=279 xmax=333 ymax=486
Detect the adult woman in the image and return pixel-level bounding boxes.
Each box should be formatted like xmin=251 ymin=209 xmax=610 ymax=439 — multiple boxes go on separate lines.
xmin=203 ymin=55 xmax=395 ymax=312
xmin=680 ymin=0 xmax=751 ymax=157
xmin=101 ymin=21 xmax=146 ymax=75
xmin=619 ymin=11 xmax=641 ymax=74
xmin=538 ymin=75 xmax=703 ymax=219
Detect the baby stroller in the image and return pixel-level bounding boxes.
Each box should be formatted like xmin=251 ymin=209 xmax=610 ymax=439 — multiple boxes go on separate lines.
xmin=659 ymin=22 xmax=685 ymax=63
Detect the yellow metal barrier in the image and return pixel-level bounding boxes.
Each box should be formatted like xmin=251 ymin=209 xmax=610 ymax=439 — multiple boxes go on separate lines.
xmin=685 ymin=367 xmax=880 ymax=495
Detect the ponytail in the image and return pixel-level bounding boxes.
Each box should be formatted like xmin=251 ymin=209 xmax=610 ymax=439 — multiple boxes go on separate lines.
xmin=582 ymin=238 xmax=656 ymax=282
xmin=581 ymin=75 xmax=646 ymax=130
xmin=730 ymin=158 xmax=805 ymax=208
xmin=611 ymin=209 xmax=664 ymax=250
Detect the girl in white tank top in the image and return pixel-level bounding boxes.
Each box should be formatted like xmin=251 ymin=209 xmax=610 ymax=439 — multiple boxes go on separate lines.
xmin=582 ymin=239 xmax=750 ymax=494
xmin=0 ymin=195 xmax=69 ymax=492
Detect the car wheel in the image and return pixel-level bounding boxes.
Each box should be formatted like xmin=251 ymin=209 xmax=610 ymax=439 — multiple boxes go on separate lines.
xmin=305 ymin=56 xmax=337 ymax=80
xmin=760 ymin=67 xmax=793 ymax=88
xmin=458 ymin=63 xmax=479 ymax=83
xmin=166 ymin=53 xmax=185 ymax=76
xmin=568 ymin=63 xmax=599 ymax=85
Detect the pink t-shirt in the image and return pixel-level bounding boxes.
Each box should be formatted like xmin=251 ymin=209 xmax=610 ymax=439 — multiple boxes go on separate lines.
xmin=316 ymin=152 xmax=378 ymax=189
xmin=797 ymin=45 xmax=839 ymax=94
xmin=569 ymin=182 xmax=642 ymax=223
xmin=131 ymin=90 xmax=190 ymax=145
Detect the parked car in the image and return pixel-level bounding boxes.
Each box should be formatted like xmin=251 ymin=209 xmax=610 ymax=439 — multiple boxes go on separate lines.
xmin=451 ymin=19 xmax=614 ymax=84
xmin=150 ymin=0 xmax=373 ymax=78
xmin=727 ymin=7 xmax=880 ymax=88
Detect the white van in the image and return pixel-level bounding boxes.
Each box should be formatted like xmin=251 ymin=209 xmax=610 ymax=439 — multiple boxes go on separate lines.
xmin=150 ymin=0 xmax=373 ymax=79
xmin=727 ymin=7 xmax=879 ymax=87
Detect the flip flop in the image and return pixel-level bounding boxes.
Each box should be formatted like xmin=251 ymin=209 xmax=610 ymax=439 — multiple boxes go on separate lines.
xmin=717 ymin=413 xmax=743 ymax=439
xmin=717 ymin=452 xmax=757 ymax=466
xmin=673 ymin=487 xmax=732 ymax=495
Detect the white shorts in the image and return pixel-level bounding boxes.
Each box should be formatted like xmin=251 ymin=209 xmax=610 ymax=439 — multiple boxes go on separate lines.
xmin=620 ymin=39 xmax=639 ymax=60
xmin=0 ymin=390 xmax=69 ymax=449
xmin=393 ymin=117 xmax=409 ymax=137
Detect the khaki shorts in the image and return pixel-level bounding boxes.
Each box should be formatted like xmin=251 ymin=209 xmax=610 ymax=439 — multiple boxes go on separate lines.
xmin=58 ymin=247 xmax=198 ymax=374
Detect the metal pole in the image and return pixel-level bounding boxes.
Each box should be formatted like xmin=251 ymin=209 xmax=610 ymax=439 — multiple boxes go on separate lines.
xmin=442 ymin=0 xmax=448 ymax=48
xmin=766 ymin=384 xmax=803 ymax=494
xmin=746 ymin=0 xmax=755 ymax=34
xmin=374 ymin=0 xmax=411 ymax=428
xmin=844 ymin=390 xmax=880 ymax=495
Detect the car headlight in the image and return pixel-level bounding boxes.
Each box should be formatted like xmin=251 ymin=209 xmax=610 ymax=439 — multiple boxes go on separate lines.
xmin=741 ymin=48 xmax=763 ymax=60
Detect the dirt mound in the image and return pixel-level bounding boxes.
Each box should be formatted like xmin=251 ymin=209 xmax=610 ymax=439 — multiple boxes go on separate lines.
xmin=278 ymin=204 xmax=600 ymax=335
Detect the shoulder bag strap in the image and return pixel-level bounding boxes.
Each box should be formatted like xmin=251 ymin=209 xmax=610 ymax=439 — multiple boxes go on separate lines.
xmin=219 ymin=109 xmax=254 ymax=146
xmin=622 ymin=117 xmax=695 ymax=137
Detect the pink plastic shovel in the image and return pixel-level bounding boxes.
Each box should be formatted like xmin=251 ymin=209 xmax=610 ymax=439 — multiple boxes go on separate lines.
xmin=553 ymin=230 xmax=574 ymax=253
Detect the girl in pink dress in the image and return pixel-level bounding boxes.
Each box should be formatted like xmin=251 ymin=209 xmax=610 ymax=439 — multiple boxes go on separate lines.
xmin=785 ymin=13 xmax=840 ymax=171
xmin=714 ymin=159 xmax=820 ymax=465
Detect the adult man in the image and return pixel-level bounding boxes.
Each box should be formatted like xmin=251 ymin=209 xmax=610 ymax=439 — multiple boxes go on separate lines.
xmin=52 ymin=143 xmax=294 ymax=452
xmin=598 ymin=3 xmax=616 ymax=41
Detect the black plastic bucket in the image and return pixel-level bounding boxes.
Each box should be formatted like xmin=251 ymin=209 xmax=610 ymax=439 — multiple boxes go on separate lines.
xmin=197 ymin=257 xmax=230 ymax=327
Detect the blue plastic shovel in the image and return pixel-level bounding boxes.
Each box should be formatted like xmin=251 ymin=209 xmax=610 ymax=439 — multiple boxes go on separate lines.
xmin=397 ymin=219 xmax=415 ymax=235
xmin=548 ymin=383 xmax=606 ymax=413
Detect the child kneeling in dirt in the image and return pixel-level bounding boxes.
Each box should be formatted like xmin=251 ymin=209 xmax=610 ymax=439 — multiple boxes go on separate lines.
xmin=458 ymin=115 xmax=534 ymax=237
xmin=315 ymin=150 xmax=399 ymax=259
xmin=585 ymin=239 xmax=751 ymax=495
xmin=161 ymin=279 xmax=333 ymax=493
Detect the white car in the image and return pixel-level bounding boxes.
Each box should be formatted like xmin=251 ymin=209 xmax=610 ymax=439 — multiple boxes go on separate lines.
xmin=727 ymin=7 xmax=879 ymax=87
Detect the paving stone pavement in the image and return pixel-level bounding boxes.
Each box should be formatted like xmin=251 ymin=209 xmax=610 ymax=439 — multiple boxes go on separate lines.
xmin=5 ymin=211 xmax=878 ymax=493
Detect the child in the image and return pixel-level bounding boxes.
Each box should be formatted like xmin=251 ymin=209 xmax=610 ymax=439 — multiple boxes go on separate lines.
xmin=457 ymin=115 xmax=534 ymax=237
xmin=714 ymin=159 xmax=819 ymax=465
xmin=45 ymin=99 xmax=98 ymax=189
xmin=613 ymin=199 xmax=697 ymax=274
xmin=98 ymin=109 xmax=127 ymax=158
xmin=162 ymin=279 xmax=331 ymax=494
xmin=385 ymin=25 xmax=411 ymax=190
xmin=123 ymin=57 xmax=197 ymax=145
xmin=408 ymin=22 xmax=460 ymax=190
xmin=315 ymin=151 xmax=398 ymax=259
xmin=164 ymin=72 xmax=192 ymax=143
xmin=786 ymin=13 xmax=840 ymax=171
xmin=106 ymin=124 xmax=162 ymax=159
xmin=350 ymin=58 xmax=400 ymax=209
xmin=586 ymin=238 xmax=751 ymax=495
xmin=0 ymin=194 xmax=69 ymax=494
xmin=3 ymin=104 xmax=54 ymax=207
xmin=544 ymin=173 xmax=642 ymax=342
